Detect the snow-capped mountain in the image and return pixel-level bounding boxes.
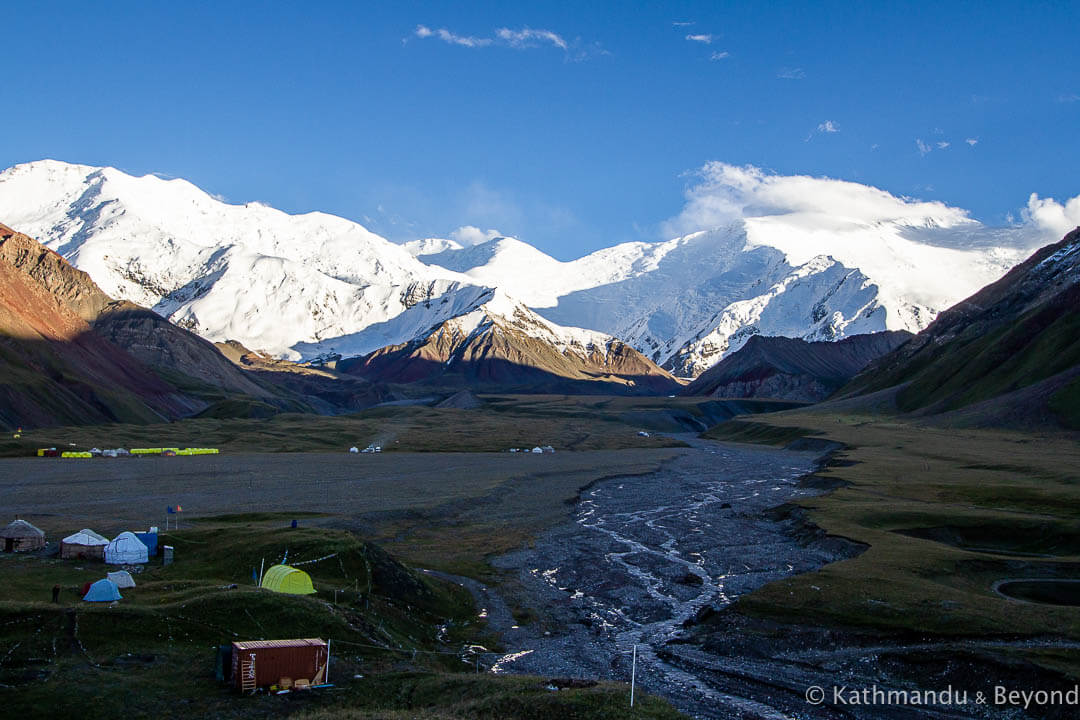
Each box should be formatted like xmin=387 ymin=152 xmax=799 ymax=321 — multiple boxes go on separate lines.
xmin=0 ymin=159 xmax=1038 ymax=379
xmin=416 ymin=220 xmax=1030 ymax=376
xmin=340 ymin=287 xmax=679 ymax=393
xmin=0 ymin=160 xmax=489 ymax=360
xmin=401 ymin=237 xmax=464 ymax=257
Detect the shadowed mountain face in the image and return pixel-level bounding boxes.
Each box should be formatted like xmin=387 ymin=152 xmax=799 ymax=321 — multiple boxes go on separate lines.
xmin=340 ymin=314 xmax=683 ymax=395
xmin=0 ymin=223 xmax=391 ymax=429
xmin=682 ymin=331 xmax=913 ymax=402
xmin=0 ymin=223 xmax=206 ymax=427
xmin=838 ymin=227 xmax=1080 ymax=428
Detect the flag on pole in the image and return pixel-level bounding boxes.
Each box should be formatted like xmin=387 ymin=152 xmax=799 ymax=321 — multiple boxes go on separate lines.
xmin=167 ymin=506 xmax=175 ymax=514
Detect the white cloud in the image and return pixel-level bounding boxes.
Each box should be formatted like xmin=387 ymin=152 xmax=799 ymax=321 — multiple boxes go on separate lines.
xmin=450 ymin=225 xmax=504 ymax=246
xmin=937 ymin=141 xmax=950 ymax=149
xmin=777 ymin=67 xmax=805 ymax=80
xmin=1057 ymin=93 xmax=1080 ymax=103
xmin=965 ymin=138 xmax=978 ymax=146
xmin=805 ymin=120 xmax=840 ymax=142
xmin=916 ymin=139 xmax=933 ymax=156
xmin=412 ymin=24 xmax=598 ymax=57
xmin=414 ymin=24 xmax=491 ymax=48
xmin=496 ymin=27 xmax=568 ymax=50
xmin=664 ymin=163 xmax=975 ymax=239
xmin=659 ymin=163 xmax=1051 ymax=313
xmin=672 ymin=21 xmax=695 ymax=27
xmin=710 ymin=51 xmax=730 ymax=61
xmin=663 ymin=162 xmax=1072 ymax=257
xmin=686 ymin=34 xmax=713 ymax=43
xmin=1024 ymin=193 xmax=1080 ymax=238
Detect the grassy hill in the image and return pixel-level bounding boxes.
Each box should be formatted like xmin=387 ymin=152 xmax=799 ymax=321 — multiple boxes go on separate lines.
xmin=0 ymin=517 xmax=684 ymax=719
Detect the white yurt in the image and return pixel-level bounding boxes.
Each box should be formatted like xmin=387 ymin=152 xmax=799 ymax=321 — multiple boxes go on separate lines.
xmin=104 ymin=531 xmax=149 ymax=564
xmin=61 ymin=528 xmax=109 ymax=560
xmin=107 ymin=570 xmax=137 ymax=588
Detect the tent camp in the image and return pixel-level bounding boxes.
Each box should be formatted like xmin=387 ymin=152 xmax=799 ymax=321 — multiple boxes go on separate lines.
xmin=107 ymin=570 xmax=136 ymax=589
xmin=1 ymin=519 xmax=45 ymax=552
xmin=260 ymin=564 xmax=316 ymax=595
xmin=83 ymin=579 xmax=122 ymax=602
xmin=104 ymin=532 xmax=149 ymax=564
xmin=61 ymin=529 xmax=109 ymax=560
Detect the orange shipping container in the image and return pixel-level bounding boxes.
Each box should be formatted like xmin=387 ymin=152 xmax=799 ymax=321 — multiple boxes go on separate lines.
xmin=231 ymin=638 xmax=328 ymax=691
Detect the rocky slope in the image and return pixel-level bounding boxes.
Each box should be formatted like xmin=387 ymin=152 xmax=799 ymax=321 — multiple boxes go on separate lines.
xmin=682 ymin=331 xmax=913 ymax=402
xmin=340 ymin=289 xmax=681 ymax=394
xmin=838 ymin=227 xmax=1080 ymax=427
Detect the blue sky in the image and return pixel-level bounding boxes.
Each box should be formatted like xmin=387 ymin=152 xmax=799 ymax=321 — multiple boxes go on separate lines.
xmin=3 ymin=1 xmax=1078 ymax=259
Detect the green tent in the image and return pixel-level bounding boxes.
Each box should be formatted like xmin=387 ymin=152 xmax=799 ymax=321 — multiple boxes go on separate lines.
xmin=260 ymin=564 xmax=316 ymax=595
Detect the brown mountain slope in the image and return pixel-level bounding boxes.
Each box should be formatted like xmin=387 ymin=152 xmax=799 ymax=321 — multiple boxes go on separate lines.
xmin=342 ymin=311 xmax=682 ymax=395
xmin=0 ymin=222 xmax=268 ymax=398
xmin=682 ymin=331 xmax=913 ymax=402
xmin=0 ymin=223 xmax=392 ymax=427
xmin=0 ymin=226 xmax=203 ymax=427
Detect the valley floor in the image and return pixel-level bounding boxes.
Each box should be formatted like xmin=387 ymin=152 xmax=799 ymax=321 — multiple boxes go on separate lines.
xmin=3 ymin=407 xmax=1079 ymax=719
xmin=456 ymin=436 xmax=847 ymax=719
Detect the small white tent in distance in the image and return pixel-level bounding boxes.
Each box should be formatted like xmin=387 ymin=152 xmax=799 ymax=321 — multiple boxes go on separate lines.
xmin=104 ymin=531 xmax=148 ymax=564
xmin=107 ymin=570 xmax=137 ymax=588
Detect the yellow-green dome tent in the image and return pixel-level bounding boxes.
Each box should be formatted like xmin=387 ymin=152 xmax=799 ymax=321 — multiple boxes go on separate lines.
xmin=260 ymin=564 xmax=316 ymax=595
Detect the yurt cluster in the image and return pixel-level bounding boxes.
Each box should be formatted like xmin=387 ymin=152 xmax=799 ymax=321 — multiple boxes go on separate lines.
xmin=1 ymin=518 xmax=169 ymax=603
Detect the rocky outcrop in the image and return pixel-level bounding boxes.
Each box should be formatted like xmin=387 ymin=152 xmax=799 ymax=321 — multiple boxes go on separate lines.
xmin=0 ymin=222 xmax=268 ymax=398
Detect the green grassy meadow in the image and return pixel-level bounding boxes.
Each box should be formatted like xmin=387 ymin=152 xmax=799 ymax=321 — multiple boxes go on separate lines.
xmin=705 ymin=409 xmax=1080 ymax=676
xmin=0 ymin=516 xmax=683 ymax=719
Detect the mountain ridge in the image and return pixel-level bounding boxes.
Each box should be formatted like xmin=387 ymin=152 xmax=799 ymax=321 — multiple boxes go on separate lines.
xmin=0 ymin=160 xmax=1038 ymax=378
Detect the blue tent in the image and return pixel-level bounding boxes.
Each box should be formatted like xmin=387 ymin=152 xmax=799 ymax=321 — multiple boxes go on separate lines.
xmin=83 ymin=579 xmax=122 ymax=602
xmin=134 ymin=531 xmax=157 ymax=556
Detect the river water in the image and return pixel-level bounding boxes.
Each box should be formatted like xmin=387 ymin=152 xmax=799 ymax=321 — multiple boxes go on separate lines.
xmin=481 ymin=437 xmax=845 ymax=718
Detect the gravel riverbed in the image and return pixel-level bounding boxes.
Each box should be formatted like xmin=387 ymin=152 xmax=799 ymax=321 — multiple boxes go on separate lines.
xmin=459 ymin=437 xmax=1058 ymax=720
xmin=466 ymin=436 xmax=842 ymax=718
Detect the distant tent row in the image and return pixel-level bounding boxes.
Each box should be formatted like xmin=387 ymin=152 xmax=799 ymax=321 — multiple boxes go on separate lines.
xmin=130 ymin=448 xmax=219 ymax=456
xmin=59 ymin=527 xmax=155 ymax=563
